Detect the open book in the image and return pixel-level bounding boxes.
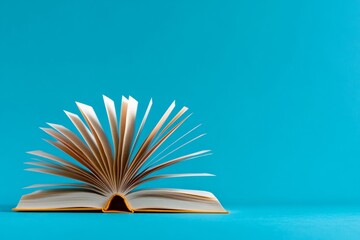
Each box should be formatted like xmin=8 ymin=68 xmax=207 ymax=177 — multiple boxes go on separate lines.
xmin=14 ymin=96 xmax=227 ymax=213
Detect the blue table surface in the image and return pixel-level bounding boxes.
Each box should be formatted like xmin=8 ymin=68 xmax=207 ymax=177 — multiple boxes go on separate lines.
xmin=2 ymin=204 xmax=360 ymax=240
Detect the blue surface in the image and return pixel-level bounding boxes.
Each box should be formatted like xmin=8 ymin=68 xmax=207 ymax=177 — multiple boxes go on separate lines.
xmin=2 ymin=0 xmax=360 ymax=238
xmin=2 ymin=205 xmax=360 ymax=240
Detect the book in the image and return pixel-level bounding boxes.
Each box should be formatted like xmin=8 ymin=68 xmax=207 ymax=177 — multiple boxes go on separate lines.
xmin=14 ymin=96 xmax=227 ymax=213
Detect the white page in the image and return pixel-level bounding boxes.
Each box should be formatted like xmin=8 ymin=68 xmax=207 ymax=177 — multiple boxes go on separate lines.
xmin=126 ymin=189 xmax=227 ymax=213
xmin=15 ymin=190 xmax=108 ymax=210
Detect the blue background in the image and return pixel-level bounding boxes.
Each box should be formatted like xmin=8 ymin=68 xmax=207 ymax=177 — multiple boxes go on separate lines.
xmin=2 ymin=0 xmax=360 ymax=239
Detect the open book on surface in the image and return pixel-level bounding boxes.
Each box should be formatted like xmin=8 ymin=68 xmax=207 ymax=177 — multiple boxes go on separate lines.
xmin=14 ymin=96 xmax=227 ymax=213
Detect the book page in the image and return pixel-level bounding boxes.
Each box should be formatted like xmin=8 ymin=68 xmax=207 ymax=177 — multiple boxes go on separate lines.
xmin=126 ymin=189 xmax=228 ymax=213
xmin=14 ymin=189 xmax=108 ymax=211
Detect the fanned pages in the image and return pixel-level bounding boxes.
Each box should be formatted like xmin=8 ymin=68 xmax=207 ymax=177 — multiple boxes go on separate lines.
xmin=14 ymin=96 xmax=227 ymax=213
